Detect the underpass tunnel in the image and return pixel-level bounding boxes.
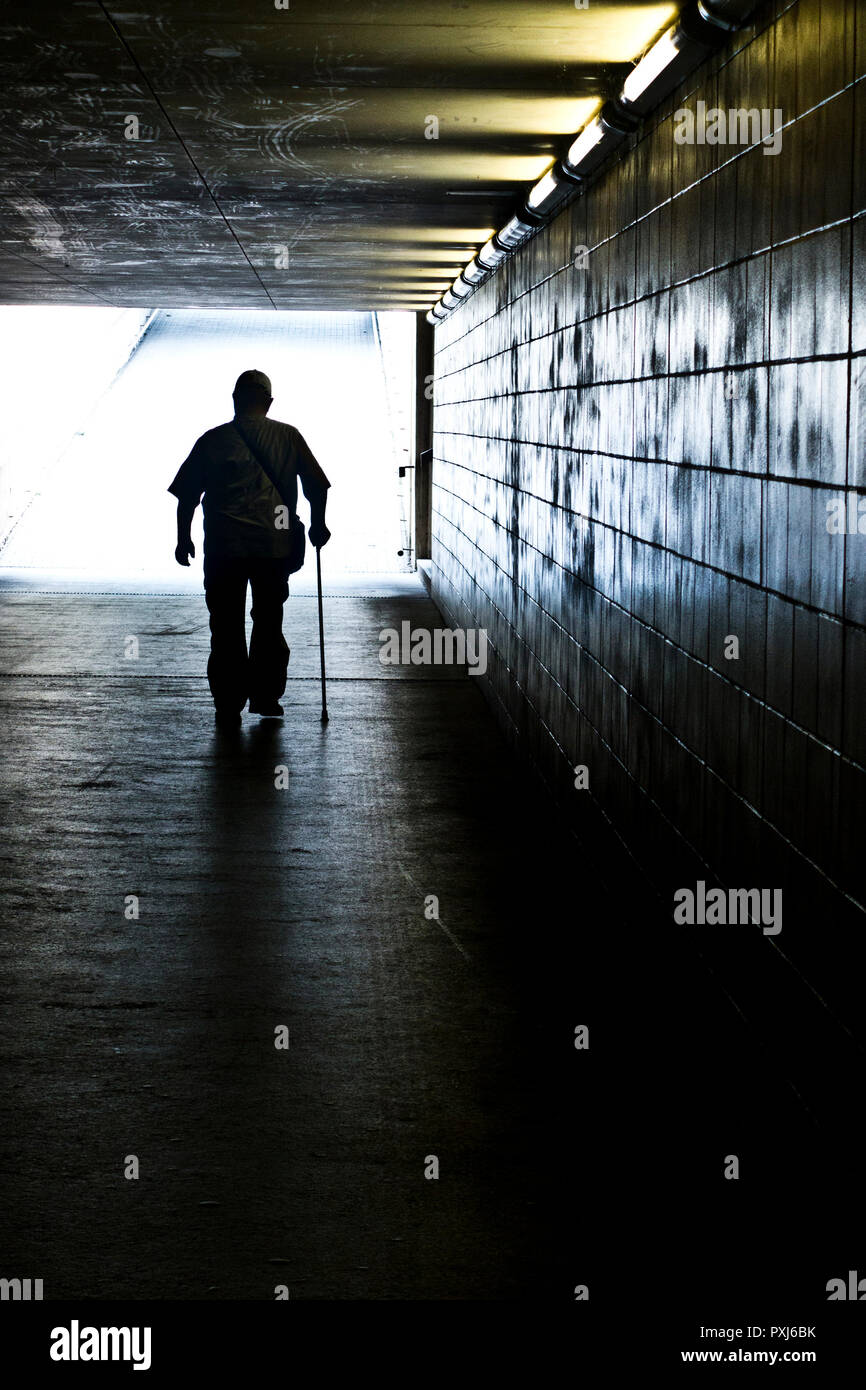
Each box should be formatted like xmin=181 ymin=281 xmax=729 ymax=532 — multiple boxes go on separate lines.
xmin=0 ymin=307 xmax=416 ymax=585
xmin=0 ymin=0 xmax=863 ymax=1322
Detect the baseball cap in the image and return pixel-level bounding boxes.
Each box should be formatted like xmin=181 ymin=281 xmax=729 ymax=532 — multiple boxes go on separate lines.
xmin=234 ymin=369 xmax=272 ymax=395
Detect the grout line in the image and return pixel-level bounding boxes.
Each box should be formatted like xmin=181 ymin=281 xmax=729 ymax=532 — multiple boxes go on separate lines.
xmin=431 ymin=464 xmax=866 ymax=635
xmin=432 ymin=500 xmax=865 ymax=772
xmin=431 ymin=546 xmax=866 ymax=920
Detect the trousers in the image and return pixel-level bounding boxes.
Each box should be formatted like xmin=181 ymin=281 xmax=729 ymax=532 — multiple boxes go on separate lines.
xmin=203 ymin=554 xmax=292 ymax=711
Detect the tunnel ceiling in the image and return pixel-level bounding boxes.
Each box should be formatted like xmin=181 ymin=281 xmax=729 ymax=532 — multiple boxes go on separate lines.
xmin=0 ymin=0 xmax=676 ymax=311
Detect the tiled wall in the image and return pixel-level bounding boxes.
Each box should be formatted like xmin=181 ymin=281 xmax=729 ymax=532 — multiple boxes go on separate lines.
xmin=431 ymin=0 xmax=864 ymax=969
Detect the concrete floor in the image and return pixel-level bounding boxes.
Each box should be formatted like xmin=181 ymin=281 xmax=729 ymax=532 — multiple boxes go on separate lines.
xmin=0 ymin=575 xmax=592 ymax=1300
xmin=0 ymin=572 xmax=859 ymax=1304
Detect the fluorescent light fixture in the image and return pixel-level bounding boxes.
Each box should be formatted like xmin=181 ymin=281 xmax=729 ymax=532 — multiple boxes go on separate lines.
xmin=526 ymin=166 xmax=559 ymax=211
xmin=525 ymin=162 xmax=578 ymax=217
xmin=461 ymin=257 xmax=487 ymax=286
xmin=496 ymin=213 xmax=539 ymax=251
xmin=477 ymin=237 xmax=508 ymax=271
xmin=617 ymin=8 xmax=738 ymax=115
xmin=566 ymin=118 xmax=605 ymax=170
xmin=621 ymin=26 xmax=681 ymax=103
xmin=563 ymin=102 xmax=636 ymax=178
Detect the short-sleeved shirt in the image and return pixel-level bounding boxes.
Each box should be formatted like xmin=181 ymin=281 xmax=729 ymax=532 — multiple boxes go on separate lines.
xmin=168 ymin=414 xmax=330 ymax=558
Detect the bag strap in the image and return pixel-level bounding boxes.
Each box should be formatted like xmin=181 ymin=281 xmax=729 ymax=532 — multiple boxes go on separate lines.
xmin=232 ymin=420 xmax=296 ymax=519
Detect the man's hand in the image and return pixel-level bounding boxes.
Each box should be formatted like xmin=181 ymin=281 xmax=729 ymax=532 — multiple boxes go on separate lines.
xmin=175 ymin=538 xmax=195 ymax=566
xmin=309 ymin=522 xmax=331 ymax=549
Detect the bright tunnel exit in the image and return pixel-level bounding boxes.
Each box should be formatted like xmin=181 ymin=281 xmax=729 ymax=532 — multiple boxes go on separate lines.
xmin=0 ymin=307 xmax=416 ymax=589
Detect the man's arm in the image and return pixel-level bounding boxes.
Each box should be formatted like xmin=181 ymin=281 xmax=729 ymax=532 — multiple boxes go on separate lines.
xmin=175 ymin=497 xmax=197 ymax=566
xmin=293 ymin=428 xmax=331 ymax=548
xmin=168 ymin=436 xmax=206 ymax=565
xmin=307 ymin=485 xmax=330 ymax=549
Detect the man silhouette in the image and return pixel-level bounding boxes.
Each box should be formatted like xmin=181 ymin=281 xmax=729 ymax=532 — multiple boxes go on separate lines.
xmin=168 ymin=369 xmax=331 ymax=727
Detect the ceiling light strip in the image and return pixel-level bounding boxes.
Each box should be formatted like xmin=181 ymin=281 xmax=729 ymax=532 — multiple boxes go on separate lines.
xmin=426 ymin=0 xmax=758 ymax=326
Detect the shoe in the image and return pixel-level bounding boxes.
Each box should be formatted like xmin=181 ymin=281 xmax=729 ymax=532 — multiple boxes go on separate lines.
xmin=214 ymin=708 xmax=242 ymax=728
xmin=249 ymin=701 xmax=283 ymax=717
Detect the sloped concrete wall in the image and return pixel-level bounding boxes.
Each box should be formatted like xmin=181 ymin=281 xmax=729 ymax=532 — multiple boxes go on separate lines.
xmin=431 ymin=0 xmax=863 ymax=943
xmin=0 ymin=307 xmax=153 ymax=549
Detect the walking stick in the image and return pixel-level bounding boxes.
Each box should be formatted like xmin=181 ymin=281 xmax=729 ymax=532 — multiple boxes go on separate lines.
xmin=315 ymin=544 xmax=329 ymax=723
